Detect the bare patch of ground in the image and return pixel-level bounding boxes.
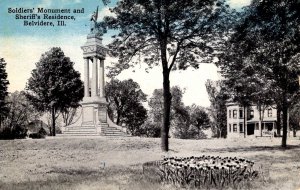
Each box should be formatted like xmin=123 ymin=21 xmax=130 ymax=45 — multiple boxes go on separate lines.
xmin=0 ymin=137 xmax=299 ymax=189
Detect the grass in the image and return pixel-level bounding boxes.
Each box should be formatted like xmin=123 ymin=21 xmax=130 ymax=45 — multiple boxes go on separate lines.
xmin=0 ymin=137 xmax=300 ymax=189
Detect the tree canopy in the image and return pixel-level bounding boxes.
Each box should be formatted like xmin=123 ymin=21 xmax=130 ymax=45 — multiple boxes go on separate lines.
xmin=205 ymin=80 xmax=228 ymax=138
xmin=148 ymin=86 xmax=184 ymax=123
xmin=26 ymin=47 xmax=84 ymax=136
xmin=218 ymin=0 xmax=300 ymax=147
xmin=105 ymin=79 xmax=147 ymax=135
xmin=104 ymin=0 xmax=234 ymax=151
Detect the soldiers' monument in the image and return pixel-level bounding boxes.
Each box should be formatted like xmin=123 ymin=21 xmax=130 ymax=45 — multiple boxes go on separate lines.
xmin=62 ymin=7 xmax=127 ymax=136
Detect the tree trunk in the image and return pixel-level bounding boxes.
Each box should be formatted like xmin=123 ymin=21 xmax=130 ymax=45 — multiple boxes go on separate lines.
xmin=116 ymin=110 xmax=121 ymax=125
xmin=258 ymin=106 xmax=262 ymax=137
xmin=159 ymin=33 xmax=172 ymax=152
xmin=161 ymin=69 xmax=171 ymax=152
xmin=282 ymin=102 xmax=288 ymax=148
xmin=243 ymin=106 xmax=246 ymax=138
xmin=293 ymin=128 xmax=296 ymax=137
xmin=52 ymin=107 xmax=56 ymax=136
xmin=276 ymin=106 xmax=281 ymax=136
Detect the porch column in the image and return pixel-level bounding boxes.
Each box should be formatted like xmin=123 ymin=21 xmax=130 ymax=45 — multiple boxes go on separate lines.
xmin=91 ymin=57 xmax=98 ymax=97
xmin=99 ymin=59 xmax=105 ymax=97
xmin=84 ymin=58 xmax=90 ymax=97
xmin=245 ymin=109 xmax=248 ymax=136
xmin=287 ymin=109 xmax=290 ymax=137
xmin=259 ymin=122 xmax=262 ymax=136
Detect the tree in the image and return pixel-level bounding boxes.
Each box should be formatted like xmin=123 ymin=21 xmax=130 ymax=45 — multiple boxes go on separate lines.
xmin=218 ymin=0 xmax=300 ymax=147
xmin=26 ymin=47 xmax=84 ymax=136
xmin=205 ymin=80 xmax=229 ymax=138
xmin=189 ymin=104 xmax=210 ymax=138
xmin=148 ymin=86 xmax=184 ymax=125
xmin=172 ymin=105 xmax=191 ymax=139
xmin=61 ymin=107 xmax=80 ymax=126
xmin=105 ymin=79 xmax=147 ymax=135
xmin=149 ymin=86 xmax=206 ymax=139
xmin=139 ymin=120 xmax=161 ymax=138
xmin=289 ymin=99 xmax=300 ymax=137
xmin=104 ymin=0 xmax=234 ymax=151
xmin=122 ymin=101 xmax=148 ymax=135
xmin=0 ymin=58 xmax=9 ymax=127
xmin=1 ymin=91 xmax=40 ymax=139
xmin=172 ymin=104 xmax=210 ymax=139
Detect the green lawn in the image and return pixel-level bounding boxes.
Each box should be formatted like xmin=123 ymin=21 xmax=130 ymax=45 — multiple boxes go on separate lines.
xmin=0 ymin=137 xmax=299 ymax=190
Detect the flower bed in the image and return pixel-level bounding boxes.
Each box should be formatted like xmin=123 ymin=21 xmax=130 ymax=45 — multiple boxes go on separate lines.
xmin=143 ymin=155 xmax=259 ymax=188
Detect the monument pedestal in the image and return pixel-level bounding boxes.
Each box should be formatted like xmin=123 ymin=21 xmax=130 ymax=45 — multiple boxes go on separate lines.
xmin=81 ymin=97 xmax=108 ymax=126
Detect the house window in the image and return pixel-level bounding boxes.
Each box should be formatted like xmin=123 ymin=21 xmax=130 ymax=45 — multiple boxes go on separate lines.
xmin=239 ymin=123 xmax=243 ymax=133
xmin=229 ymin=110 xmax=231 ymax=118
xmin=268 ymin=109 xmax=272 ymax=117
xmin=229 ymin=124 xmax=231 ymax=132
xmin=233 ymin=124 xmax=237 ymax=132
xmin=233 ymin=110 xmax=237 ymax=119
xmin=239 ymin=110 xmax=243 ymax=118
xmin=250 ymin=110 xmax=254 ymax=119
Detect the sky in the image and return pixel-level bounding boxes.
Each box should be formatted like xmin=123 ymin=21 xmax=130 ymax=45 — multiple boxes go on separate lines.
xmin=0 ymin=0 xmax=251 ymax=107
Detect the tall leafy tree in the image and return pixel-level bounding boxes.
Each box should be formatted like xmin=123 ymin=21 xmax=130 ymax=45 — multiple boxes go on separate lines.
xmin=221 ymin=64 xmax=258 ymax=138
xmin=189 ymin=104 xmax=210 ymax=138
xmin=105 ymin=78 xmax=147 ymax=135
xmin=26 ymin=47 xmax=84 ymax=136
xmin=149 ymin=86 xmax=205 ymax=139
xmin=218 ymin=0 xmax=300 ymax=147
xmin=172 ymin=104 xmax=210 ymax=139
xmin=172 ymin=105 xmax=191 ymax=139
xmin=205 ymin=80 xmax=228 ymax=138
xmin=104 ymin=0 xmax=234 ymax=151
xmin=148 ymin=86 xmax=184 ymax=125
xmin=0 ymin=58 xmax=9 ymax=127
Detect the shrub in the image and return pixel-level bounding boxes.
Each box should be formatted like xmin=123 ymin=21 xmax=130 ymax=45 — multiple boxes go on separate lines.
xmin=0 ymin=125 xmax=27 ymax=139
xmin=0 ymin=127 xmax=14 ymax=139
xmin=139 ymin=121 xmax=161 ymax=138
xmin=143 ymin=155 xmax=258 ymax=189
xmin=38 ymin=127 xmax=47 ymax=136
xmin=29 ymin=127 xmax=47 ymax=139
xmin=29 ymin=133 xmax=44 ymax=139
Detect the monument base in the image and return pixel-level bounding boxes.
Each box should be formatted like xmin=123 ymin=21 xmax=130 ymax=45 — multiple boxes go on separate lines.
xmin=61 ymin=96 xmax=129 ymax=137
xmin=81 ymin=96 xmax=108 ymax=125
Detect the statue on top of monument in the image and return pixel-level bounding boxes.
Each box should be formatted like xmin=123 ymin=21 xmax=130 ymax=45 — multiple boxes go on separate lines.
xmin=90 ymin=6 xmax=107 ymax=36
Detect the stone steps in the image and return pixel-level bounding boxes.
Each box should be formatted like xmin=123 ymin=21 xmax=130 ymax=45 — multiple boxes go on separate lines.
xmin=58 ymin=133 xmax=100 ymax=136
xmin=62 ymin=124 xmax=130 ymax=137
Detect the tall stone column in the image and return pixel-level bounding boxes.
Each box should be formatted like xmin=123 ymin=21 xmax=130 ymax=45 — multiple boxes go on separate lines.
xmin=80 ymin=31 xmax=109 ymax=130
xmin=99 ymin=59 xmax=105 ymax=97
xmin=91 ymin=57 xmax=98 ymax=97
xmin=84 ymin=58 xmax=90 ymax=97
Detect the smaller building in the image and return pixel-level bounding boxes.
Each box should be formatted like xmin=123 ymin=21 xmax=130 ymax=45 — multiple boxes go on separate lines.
xmin=227 ymin=103 xmax=277 ymax=138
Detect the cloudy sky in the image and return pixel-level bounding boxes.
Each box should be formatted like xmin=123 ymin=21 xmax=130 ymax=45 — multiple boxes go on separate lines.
xmin=0 ymin=0 xmax=251 ymax=107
